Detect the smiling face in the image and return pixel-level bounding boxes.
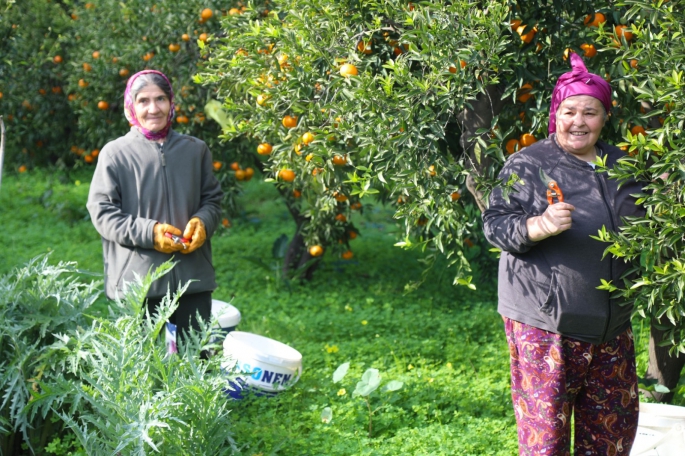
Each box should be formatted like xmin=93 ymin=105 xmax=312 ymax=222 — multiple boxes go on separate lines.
xmin=132 ymin=84 xmax=171 ymax=133
xmin=555 ymin=95 xmax=607 ymax=161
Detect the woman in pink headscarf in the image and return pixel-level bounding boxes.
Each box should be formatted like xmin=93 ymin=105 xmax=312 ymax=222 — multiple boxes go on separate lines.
xmin=87 ymin=70 xmax=223 ymax=341
xmin=483 ymin=53 xmax=646 ymax=455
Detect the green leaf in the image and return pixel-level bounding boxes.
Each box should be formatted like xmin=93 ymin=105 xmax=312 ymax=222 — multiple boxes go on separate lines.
xmin=332 ymin=362 xmax=350 ymax=384
xmin=382 ymin=380 xmax=403 ymax=392
xmin=320 ymin=407 xmax=333 ymax=424
xmin=353 ymin=368 xmax=381 ymax=397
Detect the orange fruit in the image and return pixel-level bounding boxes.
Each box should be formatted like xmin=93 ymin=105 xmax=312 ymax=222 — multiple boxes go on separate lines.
xmin=213 ymin=161 xmax=222 ymax=171
xmin=97 ymin=100 xmax=109 ymax=110
xmin=83 ymin=63 xmax=92 ymax=72
xmin=348 ymin=231 xmax=358 ymax=240
xmin=176 ymin=115 xmax=189 ymax=124
xmin=357 ymin=41 xmax=373 ymax=54
xmin=460 ymin=59 xmax=467 ymax=69
xmin=517 ymin=83 xmax=534 ymax=103
xmin=305 ymin=153 xmax=314 ymax=162
xmin=169 ymin=43 xmax=181 ymax=52
xmin=119 ymin=68 xmax=130 ymax=77
xmin=38 ymin=88 xmax=46 ymax=95
xmin=510 ymin=19 xmax=522 ymax=31
xmin=339 ymin=63 xmax=358 ymax=78
xmin=222 ymin=218 xmax=230 ymax=227
xmin=142 ymin=52 xmax=155 ymax=61
xmin=615 ymin=25 xmax=633 ymax=41
xmin=90 ymin=149 xmax=100 ymax=157
xmin=302 ymin=132 xmax=315 ymax=145
xmin=428 ymin=165 xmax=436 ymax=176
xmin=630 ymin=125 xmax=646 ymax=136
xmin=201 ymin=8 xmax=213 ymax=20
xmin=256 ymin=94 xmax=269 ymax=106
xmin=18 ymin=165 xmax=27 ymax=173
xmin=235 ymin=169 xmax=246 ymax=180
xmin=182 ymin=33 xmax=190 ymax=42
xmin=84 ymin=155 xmax=94 ymax=164
xmin=332 ymin=154 xmax=347 ymax=166
xmin=309 ymin=245 xmax=324 ymax=257
xmin=293 ymin=189 xmax=302 ymax=198
xmin=92 ymin=51 xmax=100 ymax=59
xmin=279 ymin=169 xmax=296 ymax=182
xmin=341 ymin=250 xmax=354 ymax=260
xmin=228 ymin=7 xmax=241 ymax=15
xmin=244 ymin=167 xmax=255 ymax=180
xmin=351 ymin=202 xmax=362 ymax=210
xmin=516 ymin=25 xmax=536 ymax=44
xmin=257 ymin=143 xmax=273 ymax=155
xmin=520 ymin=133 xmax=536 ymax=147
xmin=335 ymin=213 xmax=347 ymax=223
xmin=580 ymin=43 xmax=597 ymax=58
xmin=334 ymin=192 xmax=348 ymax=202
xmin=506 ymin=138 xmax=520 ymax=154
xmin=199 ymin=33 xmax=208 ymax=42
xmin=450 ymin=191 xmax=461 ymax=201
xmin=630 ymin=59 xmax=638 ymax=69
xmin=448 ymin=65 xmax=457 ymax=74
xmin=53 ymin=55 xmax=62 ymax=64
xmin=230 ymin=162 xmax=240 ymax=171
xmin=584 ymin=12 xmax=606 ymax=27
xmin=282 ymin=115 xmax=298 ymax=128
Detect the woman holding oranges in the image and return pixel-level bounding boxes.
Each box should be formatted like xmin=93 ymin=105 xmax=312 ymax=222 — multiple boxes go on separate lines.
xmin=87 ymin=70 xmax=223 ymax=341
xmin=483 ymin=54 xmax=645 ymax=455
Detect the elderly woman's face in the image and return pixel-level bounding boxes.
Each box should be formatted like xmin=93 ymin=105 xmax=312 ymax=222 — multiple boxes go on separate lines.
xmin=133 ymin=84 xmax=170 ymax=133
xmin=555 ymin=95 xmax=606 ymax=161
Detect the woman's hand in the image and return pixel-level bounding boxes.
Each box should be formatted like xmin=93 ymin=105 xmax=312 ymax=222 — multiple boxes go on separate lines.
xmin=526 ymin=202 xmax=576 ymax=242
xmin=153 ymin=223 xmax=185 ymax=253
xmin=181 ymin=217 xmax=206 ymax=254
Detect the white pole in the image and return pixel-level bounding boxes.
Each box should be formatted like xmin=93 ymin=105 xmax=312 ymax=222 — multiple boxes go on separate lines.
xmin=0 ymin=116 xmax=5 ymax=193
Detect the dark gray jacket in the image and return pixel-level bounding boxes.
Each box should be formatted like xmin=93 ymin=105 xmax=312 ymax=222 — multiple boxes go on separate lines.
xmin=87 ymin=127 xmax=223 ymax=300
xmin=483 ymin=136 xmax=645 ymax=344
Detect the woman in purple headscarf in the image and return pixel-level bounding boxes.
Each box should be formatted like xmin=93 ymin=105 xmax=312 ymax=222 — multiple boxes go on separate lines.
xmin=87 ymin=70 xmax=223 ymax=341
xmin=482 ymin=53 xmax=645 ymax=455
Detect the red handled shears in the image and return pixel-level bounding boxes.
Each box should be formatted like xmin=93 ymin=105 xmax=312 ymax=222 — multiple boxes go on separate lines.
xmin=539 ymin=168 xmax=564 ymax=205
xmin=164 ymin=232 xmax=190 ymax=244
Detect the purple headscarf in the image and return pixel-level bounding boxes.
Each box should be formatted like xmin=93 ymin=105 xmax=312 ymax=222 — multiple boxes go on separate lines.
xmin=124 ymin=70 xmax=175 ymax=141
xmin=549 ymin=52 xmax=612 ymax=134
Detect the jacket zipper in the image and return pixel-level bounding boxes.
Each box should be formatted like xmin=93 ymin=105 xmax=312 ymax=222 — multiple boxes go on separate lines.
xmin=158 ymin=142 xmax=180 ymax=292
xmin=595 ymin=171 xmax=617 ymax=341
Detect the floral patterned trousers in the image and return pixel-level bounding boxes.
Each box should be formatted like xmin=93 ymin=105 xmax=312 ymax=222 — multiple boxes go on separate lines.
xmin=503 ymin=317 xmax=639 ymax=456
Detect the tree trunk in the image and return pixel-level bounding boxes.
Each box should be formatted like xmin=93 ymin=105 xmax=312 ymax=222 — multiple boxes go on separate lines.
xmin=457 ymin=83 xmax=506 ymax=211
xmin=249 ymin=153 xmax=320 ymax=281
xmin=643 ymin=318 xmax=685 ymax=403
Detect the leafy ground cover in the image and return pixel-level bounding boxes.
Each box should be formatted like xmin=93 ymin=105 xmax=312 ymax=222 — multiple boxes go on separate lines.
xmin=0 ymin=169 xmax=682 ymax=454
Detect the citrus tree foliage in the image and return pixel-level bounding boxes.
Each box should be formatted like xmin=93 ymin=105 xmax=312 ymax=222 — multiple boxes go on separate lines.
xmin=594 ymin=0 xmax=685 ymax=354
xmin=197 ymin=0 xmax=631 ymax=284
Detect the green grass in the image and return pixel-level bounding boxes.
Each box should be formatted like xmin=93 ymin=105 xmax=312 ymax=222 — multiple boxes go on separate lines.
xmin=0 ymin=169 xmax=682 ymax=455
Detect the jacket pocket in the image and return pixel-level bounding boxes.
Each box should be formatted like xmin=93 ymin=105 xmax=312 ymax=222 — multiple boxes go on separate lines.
xmin=538 ymin=272 xmax=558 ymax=316
xmin=114 ymin=248 xmax=135 ymax=292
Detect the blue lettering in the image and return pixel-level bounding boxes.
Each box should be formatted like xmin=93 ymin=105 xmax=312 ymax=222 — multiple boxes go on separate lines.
xmin=273 ymin=373 xmax=283 ymax=385
xmin=262 ymin=370 xmax=274 ymax=383
xmin=242 ymin=363 xmax=251 ymax=372
xmin=282 ymin=374 xmax=292 ymax=385
xmin=251 ymin=367 xmax=263 ymax=380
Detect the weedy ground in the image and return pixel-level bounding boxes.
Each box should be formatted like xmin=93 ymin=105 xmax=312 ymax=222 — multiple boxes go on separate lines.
xmin=0 ymin=169 xmax=680 ymax=455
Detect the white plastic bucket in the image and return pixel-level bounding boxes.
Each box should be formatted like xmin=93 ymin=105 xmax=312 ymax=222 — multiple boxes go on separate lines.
xmin=631 ymin=402 xmax=685 ymax=456
xmin=211 ymin=299 xmax=241 ymax=334
xmin=222 ymin=331 xmax=302 ymax=399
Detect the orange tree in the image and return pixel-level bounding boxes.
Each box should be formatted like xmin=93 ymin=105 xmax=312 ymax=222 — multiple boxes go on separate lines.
xmin=198 ymin=0 xmax=685 ymax=379
xmin=197 ymin=0 xmax=635 ymax=283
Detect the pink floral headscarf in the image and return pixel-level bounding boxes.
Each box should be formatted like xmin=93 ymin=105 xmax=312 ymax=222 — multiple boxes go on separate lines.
xmin=124 ymin=70 xmax=175 ymax=141
xmin=549 ymin=53 xmax=612 ymax=134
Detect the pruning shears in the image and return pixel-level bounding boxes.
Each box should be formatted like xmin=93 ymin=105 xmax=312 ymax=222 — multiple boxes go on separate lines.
xmin=539 ymin=168 xmax=564 ymax=205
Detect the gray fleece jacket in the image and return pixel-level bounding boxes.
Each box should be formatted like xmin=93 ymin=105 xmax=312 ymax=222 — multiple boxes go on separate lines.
xmin=483 ymin=136 xmax=645 ymax=344
xmin=87 ymin=127 xmax=223 ymax=300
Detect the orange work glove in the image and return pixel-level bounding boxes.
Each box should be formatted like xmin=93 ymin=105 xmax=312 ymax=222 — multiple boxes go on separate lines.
xmin=153 ymin=223 xmax=185 ymax=254
xmin=181 ymin=217 xmax=206 ymax=254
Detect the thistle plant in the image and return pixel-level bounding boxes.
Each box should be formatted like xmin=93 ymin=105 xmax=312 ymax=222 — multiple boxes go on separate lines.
xmin=28 ymin=261 xmax=238 ymax=455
